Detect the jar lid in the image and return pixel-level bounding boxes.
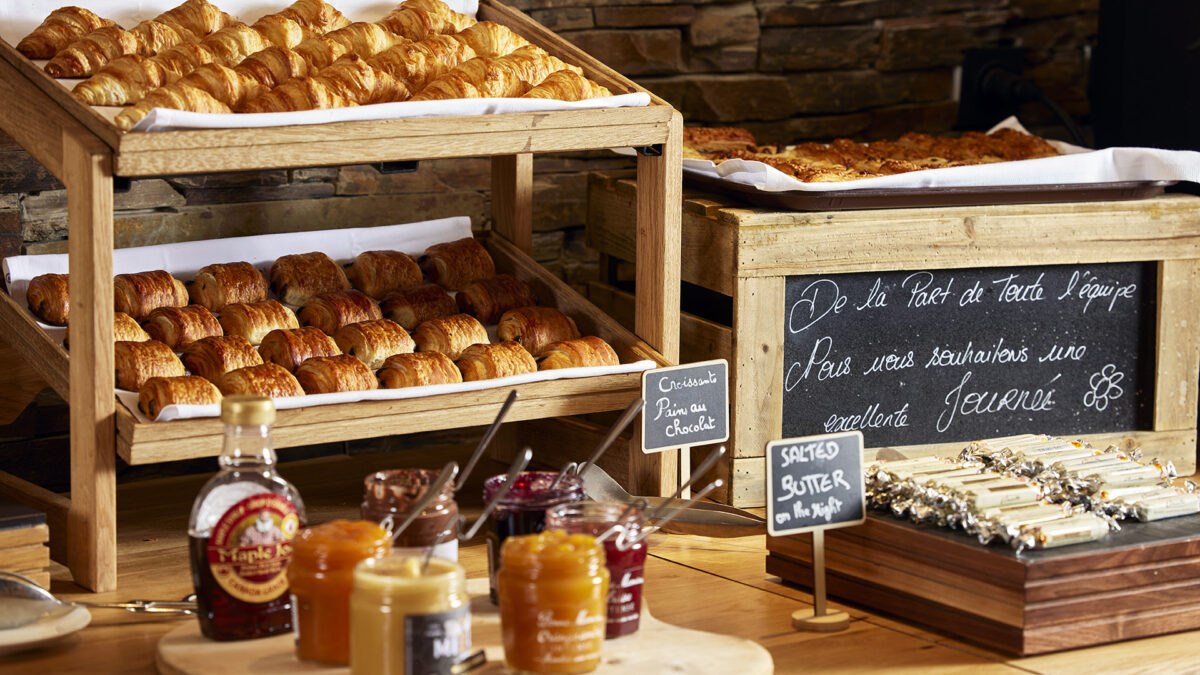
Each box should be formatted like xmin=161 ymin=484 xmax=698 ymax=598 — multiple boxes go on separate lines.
xmin=222 ymin=395 xmax=275 ymax=426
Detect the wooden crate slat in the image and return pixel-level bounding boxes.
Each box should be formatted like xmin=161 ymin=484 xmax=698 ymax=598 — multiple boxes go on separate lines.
xmin=0 ymin=290 xmax=69 ymax=397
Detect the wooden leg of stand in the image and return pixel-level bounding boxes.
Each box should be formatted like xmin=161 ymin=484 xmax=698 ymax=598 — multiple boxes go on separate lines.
xmin=64 ymin=131 xmax=116 ymax=592
xmin=492 ymin=153 xmax=533 ymax=253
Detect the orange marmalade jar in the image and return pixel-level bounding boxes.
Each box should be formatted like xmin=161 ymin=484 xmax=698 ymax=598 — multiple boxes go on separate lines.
xmin=498 ymin=530 xmax=609 ymax=674
xmin=287 ymin=519 xmax=391 ymax=664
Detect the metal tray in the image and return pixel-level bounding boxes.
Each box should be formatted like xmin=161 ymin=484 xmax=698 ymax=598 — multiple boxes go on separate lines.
xmin=683 ymin=170 xmax=1176 ymax=211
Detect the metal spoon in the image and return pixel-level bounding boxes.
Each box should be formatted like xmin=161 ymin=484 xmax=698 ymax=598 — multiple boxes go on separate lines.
xmin=0 ymin=571 xmax=195 ymax=630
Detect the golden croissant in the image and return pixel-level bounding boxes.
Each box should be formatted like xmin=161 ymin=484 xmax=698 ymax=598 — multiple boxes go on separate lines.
xmin=451 ymin=21 xmax=529 ymax=58
xmin=234 ymin=45 xmax=311 ymax=90
xmin=292 ymin=22 xmax=407 ymax=71
xmin=116 ymin=63 xmax=262 ymax=130
xmin=367 ymin=34 xmax=475 ymax=93
xmin=17 ymin=6 xmax=115 ymax=59
xmin=241 ymin=55 xmax=408 ymax=111
xmin=523 ymin=70 xmax=611 ymax=101
xmin=411 ymin=55 xmax=529 ymax=100
xmin=115 ymin=82 xmax=231 ymax=130
xmin=378 ymin=0 xmax=475 ymax=41
xmin=45 ymin=25 xmax=144 ymax=78
xmin=238 ymin=76 xmax=353 ymax=113
xmin=273 ymin=0 xmax=351 ymax=33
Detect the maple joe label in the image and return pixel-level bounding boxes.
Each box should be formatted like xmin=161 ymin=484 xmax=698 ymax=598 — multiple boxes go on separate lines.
xmin=207 ymin=493 xmax=300 ymax=603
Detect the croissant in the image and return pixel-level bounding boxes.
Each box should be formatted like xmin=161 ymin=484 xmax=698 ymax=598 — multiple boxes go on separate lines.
xmin=334 ymin=318 xmax=415 ymax=370
xmin=380 ymin=284 xmax=457 ymax=330
xmin=455 ymin=275 xmax=538 ymax=324
xmin=378 ymin=0 xmax=474 ymax=42
xmin=188 ymin=261 xmax=269 ymax=311
xmin=17 ymin=6 xmax=115 ymax=60
xmin=501 ymin=45 xmax=583 ymax=85
xmin=412 ymin=313 xmax=488 ymax=360
xmin=295 ymin=354 xmax=378 ymax=394
xmin=116 ymin=63 xmax=262 ymax=130
xmin=114 ymin=270 xmax=189 ymax=321
xmin=418 ymin=237 xmax=495 ymax=290
xmin=537 ymin=336 xmax=619 ymax=370
xmin=143 ymin=304 xmax=224 ymax=350
xmin=138 ymin=375 xmax=221 ymax=419
xmin=249 ymin=14 xmax=311 ymax=51
xmin=410 ymin=55 xmax=530 ymax=100
xmin=367 ymin=34 xmax=475 ymax=92
xmin=234 ymin=45 xmax=310 ymax=92
xmin=497 ymin=307 xmax=580 ymax=356
xmin=115 ymin=339 xmax=186 ymax=391
xmin=273 ymin=0 xmax=351 ymax=33
xmin=181 ymin=335 xmax=264 ymax=381
xmin=345 ymin=250 xmax=422 ymax=298
xmin=236 ymin=76 xmax=353 ymax=112
xmin=26 ymin=273 xmax=69 ymax=325
xmin=523 ymin=70 xmax=611 ymax=101
xmin=71 ymin=54 xmax=173 ymax=106
xmin=378 ymin=351 xmax=461 ymax=388
xmin=217 ymin=362 xmax=305 ymax=397
xmin=45 ymin=25 xmax=143 ymax=78
xmin=298 ymin=289 xmax=382 ymax=335
xmin=156 ymin=0 xmax=237 ymax=37
xmin=217 ymin=299 xmax=299 ymax=345
xmin=63 ymin=312 xmax=150 ymax=349
xmin=455 ymin=341 xmax=536 ymax=382
xmin=292 ymin=22 xmax=406 ymax=72
xmin=259 ymin=326 xmax=341 ymax=372
xmin=239 ymin=56 xmax=407 ymax=111
xmin=451 ymin=21 xmax=529 ymax=58
xmin=270 ymin=251 xmax=350 ymax=305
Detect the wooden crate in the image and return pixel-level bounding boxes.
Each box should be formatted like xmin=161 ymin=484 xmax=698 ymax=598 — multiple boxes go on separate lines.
xmin=587 ymin=169 xmax=1200 ymax=507
xmin=0 ymin=1 xmax=684 ymax=591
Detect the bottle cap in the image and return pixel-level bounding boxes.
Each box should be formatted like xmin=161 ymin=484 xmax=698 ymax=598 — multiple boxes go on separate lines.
xmin=221 ymin=395 xmax=275 ymax=426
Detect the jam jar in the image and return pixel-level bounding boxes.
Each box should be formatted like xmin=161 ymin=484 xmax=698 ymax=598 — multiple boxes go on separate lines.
xmin=483 ymin=471 xmax=585 ymax=601
xmin=545 ymin=501 xmax=647 ymax=638
xmin=362 ymin=468 xmax=459 ymax=561
xmin=497 ymin=530 xmax=609 ymax=674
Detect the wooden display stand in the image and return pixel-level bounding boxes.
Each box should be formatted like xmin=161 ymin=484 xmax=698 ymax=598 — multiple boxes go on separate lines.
xmin=0 ymin=1 xmax=683 ymax=591
xmin=587 ymin=170 xmax=1200 ymax=507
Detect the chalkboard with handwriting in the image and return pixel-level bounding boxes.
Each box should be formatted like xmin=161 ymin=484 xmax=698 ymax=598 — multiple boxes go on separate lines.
xmin=782 ymin=263 xmax=1155 ymax=447
xmin=767 ymin=431 xmax=865 ymax=536
xmin=642 ymin=359 xmax=729 ymax=453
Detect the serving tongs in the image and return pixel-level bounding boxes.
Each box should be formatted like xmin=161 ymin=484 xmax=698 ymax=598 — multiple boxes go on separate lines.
xmin=0 ymin=571 xmax=195 ymax=630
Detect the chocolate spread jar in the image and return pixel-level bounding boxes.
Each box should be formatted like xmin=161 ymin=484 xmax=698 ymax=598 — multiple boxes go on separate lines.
xmin=361 ymin=468 xmax=459 ymax=561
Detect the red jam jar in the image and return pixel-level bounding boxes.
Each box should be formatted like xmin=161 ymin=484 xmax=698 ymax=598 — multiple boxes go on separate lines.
xmin=545 ymin=501 xmax=647 ymax=638
xmin=483 ymin=471 xmax=585 ymax=602
xmin=362 ymin=468 xmax=459 ymax=561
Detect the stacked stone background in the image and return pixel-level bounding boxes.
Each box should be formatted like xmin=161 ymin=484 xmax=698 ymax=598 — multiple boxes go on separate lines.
xmin=0 ymin=0 xmax=1097 ymax=487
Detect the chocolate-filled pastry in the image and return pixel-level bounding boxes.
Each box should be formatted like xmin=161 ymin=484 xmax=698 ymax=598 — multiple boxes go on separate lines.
xmin=26 ymin=273 xmax=70 ymax=325
xmin=298 ymin=289 xmax=382 ymax=335
xmin=181 ymin=335 xmax=264 ymax=382
xmin=138 ymin=375 xmax=222 ymax=420
xmin=259 ymin=326 xmax=341 ymax=372
xmin=497 ymin=307 xmax=580 ymax=356
xmin=143 ymin=304 xmax=223 ymax=350
xmin=418 ymin=237 xmax=495 ymax=290
xmin=294 ymin=354 xmax=378 ymax=394
xmin=218 ymin=299 xmax=299 ymax=345
xmin=345 ymin=250 xmax=423 ymax=298
xmin=114 ymin=270 xmax=189 ymax=321
xmin=412 ymin=313 xmax=488 ymax=360
xmin=114 ymin=339 xmax=186 ymax=391
xmin=64 ymin=312 xmax=150 ymax=349
xmin=189 ymin=261 xmax=269 ymax=311
xmin=378 ymin=351 xmax=462 ymax=389
xmin=537 ymin=336 xmax=619 ymax=370
xmin=380 ymin=284 xmax=457 ymax=330
xmin=455 ymin=274 xmax=537 ymax=324
xmin=217 ymin=362 xmax=305 ymax=398
xmin=270 ymin=251 xmax=350 ymax=305
xmin=455 ymin=341 xmax=536 ymax=382
xmin=333 ymin=319 xmax=415 ymax=370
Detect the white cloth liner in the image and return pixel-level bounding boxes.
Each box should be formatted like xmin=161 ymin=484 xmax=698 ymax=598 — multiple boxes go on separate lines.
xmin=1 ymin=216 xmax=656 ymax=422
xmin=623 ymin=117 xmax=1200 ymax=193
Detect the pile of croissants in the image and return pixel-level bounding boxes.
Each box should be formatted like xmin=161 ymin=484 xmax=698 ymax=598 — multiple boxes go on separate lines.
xmin=24 ymin=235 xmax=620 ymax=420
xmin=16 ymin=0 xmax=613 ymax=130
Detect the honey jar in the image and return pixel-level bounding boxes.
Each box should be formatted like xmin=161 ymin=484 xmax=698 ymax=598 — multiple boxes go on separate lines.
xmin=497 ymin=530 xmax=609 ymax=674
xmin=287 ymin=519 xmax=391 ymax=664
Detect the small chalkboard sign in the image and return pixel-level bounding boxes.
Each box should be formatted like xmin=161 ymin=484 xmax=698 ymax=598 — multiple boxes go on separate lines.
xmin=641 ymin=359 xmax=729 ymax=454
xmin=767 ymin=431 xmax=865 ymax=537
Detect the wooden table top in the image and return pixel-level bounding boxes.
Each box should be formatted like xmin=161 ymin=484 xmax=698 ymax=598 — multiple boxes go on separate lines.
xmin=1 ymin=447 xmax=1197 ymax=674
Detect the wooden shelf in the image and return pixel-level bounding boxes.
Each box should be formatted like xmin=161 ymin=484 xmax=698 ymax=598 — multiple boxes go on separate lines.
xmin=0 ymin=0 xmax=684 ymax=591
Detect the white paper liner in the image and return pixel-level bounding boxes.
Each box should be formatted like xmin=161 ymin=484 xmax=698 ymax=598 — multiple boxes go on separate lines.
xmin=2 ymin=216 xmax=656 ymax=422
xmin=621 ymin=117 xmax=1200 ymax=193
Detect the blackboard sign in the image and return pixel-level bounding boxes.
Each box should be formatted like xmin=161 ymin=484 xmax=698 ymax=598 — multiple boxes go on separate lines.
xmin=782 ymin=263 xmax=1154 ymax=447
xmin=641 ymin=359 xmax=729 ymax=453
xmin=767 ymin=431 xmax=865 ymax=536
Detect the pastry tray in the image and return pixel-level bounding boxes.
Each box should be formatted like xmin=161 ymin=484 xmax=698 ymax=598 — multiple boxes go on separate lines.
xmin=683 ymin=171 xmax=1177 ymax=212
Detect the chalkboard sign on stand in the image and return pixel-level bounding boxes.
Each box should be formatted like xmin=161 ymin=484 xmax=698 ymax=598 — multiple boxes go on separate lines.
xmin=642 ymin=359 xmax=730 ymax=497
xmin=767 ymin=430 xmax=865 ymax=632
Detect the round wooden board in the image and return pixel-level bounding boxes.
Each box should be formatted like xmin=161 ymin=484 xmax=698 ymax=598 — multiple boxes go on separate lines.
xmin=157 ymin=579 xmax=773 ymax=674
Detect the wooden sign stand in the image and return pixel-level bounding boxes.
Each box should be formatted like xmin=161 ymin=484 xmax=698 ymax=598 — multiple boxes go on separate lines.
xmin=641 ymin=360 xmax=730 ymax=497
xmin=790 ymin=530 xmax=849 ymax=632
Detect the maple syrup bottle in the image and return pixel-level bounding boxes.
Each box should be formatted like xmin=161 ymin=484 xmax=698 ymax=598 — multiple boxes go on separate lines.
xmin=188 ymin=395 xmax=305 ymax=641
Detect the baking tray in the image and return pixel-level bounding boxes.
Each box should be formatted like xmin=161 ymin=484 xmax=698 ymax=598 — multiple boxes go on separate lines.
xmin=683 ymin=171 xmax=1177 ymax=211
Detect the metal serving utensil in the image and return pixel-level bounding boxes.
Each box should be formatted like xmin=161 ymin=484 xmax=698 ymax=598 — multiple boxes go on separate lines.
xmin=0 ymin=571 xmax=195 ymax=630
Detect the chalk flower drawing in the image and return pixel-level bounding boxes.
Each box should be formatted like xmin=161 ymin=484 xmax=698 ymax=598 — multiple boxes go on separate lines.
xmin=1084 ymin=364 xmax=1125 ymax=411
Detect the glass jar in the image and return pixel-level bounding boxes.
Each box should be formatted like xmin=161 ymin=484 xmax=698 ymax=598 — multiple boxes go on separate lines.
xmin=498 ymin=530 xmax=609 ymax=674
xmin=288 ymin=519 xmax=391 ymax=664
xmin=483 ymin=471 xmax=585 ymax=601
xmin=545 ymin=501 xmax=647 ymax=638
xmin=362 ymin=468 xmax=459 ymax=561
xmin=350 ymin=556 xmax=471 ymax=675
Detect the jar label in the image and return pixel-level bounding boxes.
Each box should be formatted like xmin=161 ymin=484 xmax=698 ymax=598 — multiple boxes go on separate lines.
xmin=207 ymin=493 xmax=299 ymax=604
xmin=404 ymin=605 xmax=471 ymax=673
